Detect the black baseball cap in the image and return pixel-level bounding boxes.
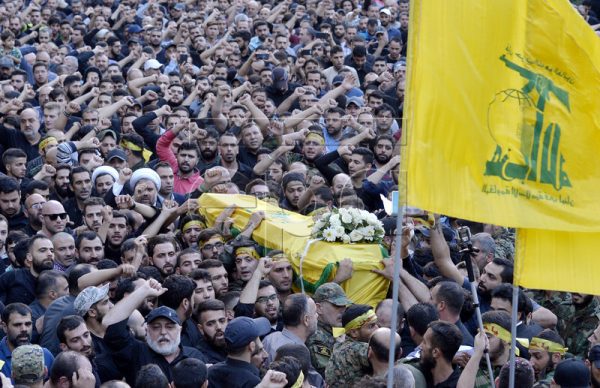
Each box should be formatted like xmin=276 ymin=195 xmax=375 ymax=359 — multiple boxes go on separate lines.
xmin=145 ymin=306 xmax=181 ymax=325
xmin=224 ymin=317 xmax=271 ymax=349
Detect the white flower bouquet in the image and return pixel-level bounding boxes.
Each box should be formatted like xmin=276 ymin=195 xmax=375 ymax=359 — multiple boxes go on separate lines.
xmin=311 ymin=207 xmax=385 ymax=244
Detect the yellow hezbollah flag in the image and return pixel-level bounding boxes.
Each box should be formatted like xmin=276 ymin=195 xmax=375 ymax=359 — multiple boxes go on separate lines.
xmin=403 ymin=0 xmax=600 ymax=232
xmin=516 ymin=229 xmax=600 ymax=294
xmin=198 ymin=194 xmax=389 ymax=306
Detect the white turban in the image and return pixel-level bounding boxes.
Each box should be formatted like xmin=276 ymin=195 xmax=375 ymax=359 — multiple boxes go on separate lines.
xmin=91 ymin=166 xmax=119 ymax=186
xmin=129 ymin=168 xmax=161 ymax=191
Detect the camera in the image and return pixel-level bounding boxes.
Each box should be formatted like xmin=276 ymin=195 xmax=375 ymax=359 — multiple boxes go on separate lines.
xmin=457 ymin=226 xmax=472 ymax=248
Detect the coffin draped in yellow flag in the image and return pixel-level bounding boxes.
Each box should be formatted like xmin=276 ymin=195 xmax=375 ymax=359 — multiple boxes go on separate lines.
xmin=404 ymin=0 xmax=600 ymax=292
xmin=198 ymin=194 xmax=389 ymax=306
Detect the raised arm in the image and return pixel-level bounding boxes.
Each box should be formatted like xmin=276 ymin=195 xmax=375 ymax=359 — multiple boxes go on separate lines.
xmin=98 ymin=96 xmax=135 ymax=120
xmin=156 ymin=128 xmax=181 ymax=171
xmin=367 ymin=155 xmax=400 ymax=185
xmin=283 ymin=105 xmax=323 ymax=131
xmin=372 ymin=258 xmax=419 ymax=311
xmin=457 ymin=331 xmax=488 ymax=388
xmin=211 ymin=85 xmax=230 ymax=133
xmin=140 ymin=204 xmax=179 ymax=237
xmin=253 ymin=142 xmax=295 ymax=176
xmin=400 ymin=268 xmax=432 ymax=303
xmin=276 ymin=87 xmax=303 ymax=115
xmin=238 ymin=94 xmax=270 ymax=132
xmin=431 ymin=221 xmax=464 ymax=285
xmin=239 ymin=211 xmax=265 ymax=239
xmin=103 ymin=279 xmax=166 ymax=327
xmin=240 ymin=257 xmax=272 ymax=304
xmin=78 ymin=264 xmax=135 ymax=291
xmin=318 ymin=73 xmax=356 ymax=103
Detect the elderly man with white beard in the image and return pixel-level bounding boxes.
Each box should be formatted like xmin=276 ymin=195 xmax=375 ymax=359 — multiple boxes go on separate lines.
xmin=102 ymin=278 xmax=206 ymax=386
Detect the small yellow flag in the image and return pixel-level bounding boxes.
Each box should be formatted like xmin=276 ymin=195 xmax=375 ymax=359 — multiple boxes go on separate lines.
xmin=403 ymin=0 xmax=600 ymax=232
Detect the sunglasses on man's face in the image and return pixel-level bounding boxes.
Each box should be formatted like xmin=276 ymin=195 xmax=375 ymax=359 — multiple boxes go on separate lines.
xmin=43 ymin=213 xmax=68 ymax=221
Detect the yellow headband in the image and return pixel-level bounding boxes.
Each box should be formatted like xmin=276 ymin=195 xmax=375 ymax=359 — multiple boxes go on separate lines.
xmin=290 ymin=371 xmax=304 ymax=388
xmin=483 ymin=323 xmax=511 ymax=344
xmin=529 ymin=337 xmax=568 ymax=355
xmin=235 ymin=246 xmax=260 ymax=260
xmin=333 ymin=310 xmax=377 ymax=338
xmin=305 ymin=132 xmax=325 ymax=145
xmin=120 ymin=140 xmax=153 ymax=162
xmin=270 ymin=253 xmax=289 ymax=262
xmin=201 ymin=236 xmax=224 ymax=248
xmin=182 ymin=220 xmax=204 ymax=233
xmin=483 ymin=323 xmax=529 ymax=355
xmin=39 ymin=136 xmax=57 ymax=151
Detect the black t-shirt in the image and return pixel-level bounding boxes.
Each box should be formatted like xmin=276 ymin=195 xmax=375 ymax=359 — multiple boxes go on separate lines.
xmin=64 ymin=197 xmax=84 ymax=227
xmin=0 ymin=125 xmax=42 ymax=162
xmin=0 ymin=268 xmax=37 ymax=305
xmin=432 ymin=367 xmax=461 ymax=388
xmin=238 ymin=146 xmax=259 ymax=169
xmin=208 ymin=357 xmax=261 ymax=388
xmin=266 ymin=83 xmax=300 ymax=107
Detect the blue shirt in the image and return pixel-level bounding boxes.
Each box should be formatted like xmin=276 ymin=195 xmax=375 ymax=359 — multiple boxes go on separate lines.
xmin=322 ymin=128 xmax=340 ymax=153
xmin=0 ymin=337 xmax=54 ymax=383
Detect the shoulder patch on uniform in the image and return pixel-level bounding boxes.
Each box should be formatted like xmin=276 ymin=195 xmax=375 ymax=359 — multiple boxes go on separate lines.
xmin=315 ymin=344 xmax=332 ymax=357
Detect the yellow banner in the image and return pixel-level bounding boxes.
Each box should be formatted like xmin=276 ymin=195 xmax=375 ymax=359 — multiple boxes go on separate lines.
xmin=516 ymin=229 xmax=600 ymax=294
xmin=403 ymin=0 xmax=600 ymax=232
xmin=198 ymin=194 xmax=389 ymax=306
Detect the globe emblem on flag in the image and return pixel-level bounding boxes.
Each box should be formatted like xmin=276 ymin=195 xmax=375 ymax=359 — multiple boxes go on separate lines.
xmin=484 ymin=55 xmax=571 ymax=191
xmin=487 ymin=88 xmax=537 ymax=169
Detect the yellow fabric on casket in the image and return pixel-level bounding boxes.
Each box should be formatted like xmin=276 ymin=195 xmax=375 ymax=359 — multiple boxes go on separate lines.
xmin=198 ymin=194 xmax=389 ymax=306
xmin=198 ymin=193 xmax=312 ymax=254
xmin=298 ymin=240 xmax=389 ymax=307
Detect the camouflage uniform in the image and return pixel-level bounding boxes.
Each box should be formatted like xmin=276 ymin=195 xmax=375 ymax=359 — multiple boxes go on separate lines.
xmin=527 ymin=290 xmax=572 ymax=314
xmin=307 ymin=321 xmax=336 ymax=376
xmin=558 ymin=296 xmax=600 ymax=358
xmin=324 ymin=338 xmax=370 ymax=388
xmin=492 ymin=227 xmax=515 ymax=261
xmin=309 ymin=283 xmax=352 ymax=376
xmin=527 ymin=290 xmax=572 ymax=331
xmin=474 ymin=365 xmax=502 ymax=388
xmin=532 ymin=370 xmax=554 ymax=388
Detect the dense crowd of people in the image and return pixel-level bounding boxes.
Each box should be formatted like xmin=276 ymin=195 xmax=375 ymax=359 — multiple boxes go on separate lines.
xmin=0 ymin=0 xmax=598 ymax=387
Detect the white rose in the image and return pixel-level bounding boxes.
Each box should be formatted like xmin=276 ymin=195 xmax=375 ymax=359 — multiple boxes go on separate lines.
xmin=341 ymin=234 xmax=351 ymax=243
xmin=359 ymin=226 xmax=375 ymax=237
xmin=329 ymin=217 xmax=342 ymax=228
xmin=341 ymin=212 xmax=353 ymax=224
xmin=349 ymin=229 xmax=363 ymax=242
xmin=366 ymin=213 xmax=379 ymax=224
